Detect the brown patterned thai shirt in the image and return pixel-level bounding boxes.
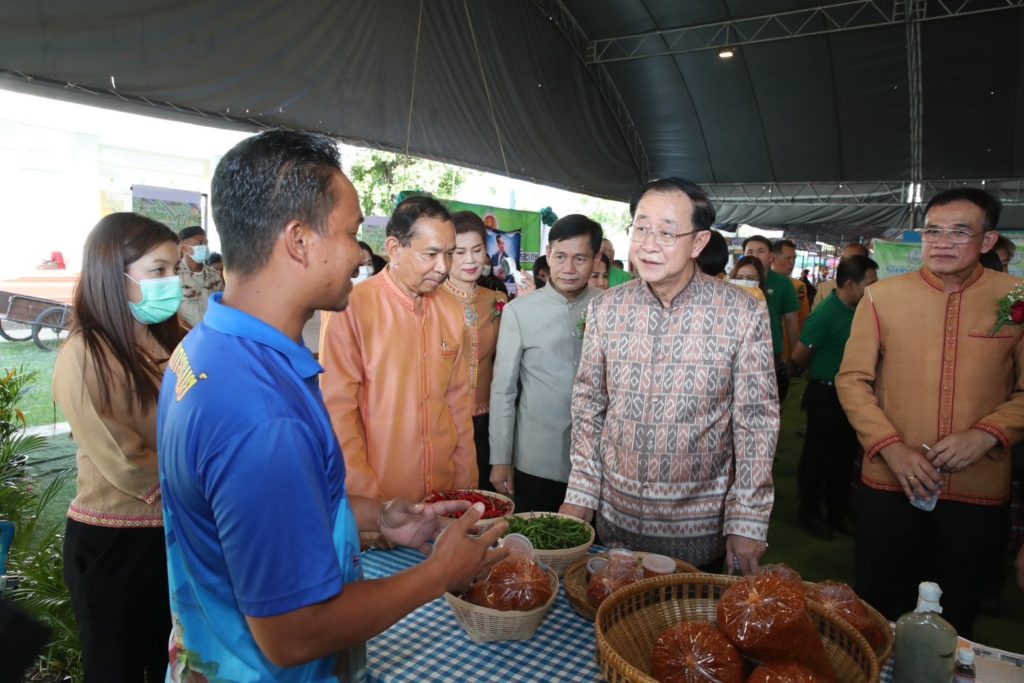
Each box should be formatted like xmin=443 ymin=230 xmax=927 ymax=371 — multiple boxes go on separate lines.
xmin=564 ymin=272 xmax=779 ymax=566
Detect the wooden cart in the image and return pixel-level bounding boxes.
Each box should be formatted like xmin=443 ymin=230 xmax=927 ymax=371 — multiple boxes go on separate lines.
xmin=0 ymin=291 xmax=73 ymax=351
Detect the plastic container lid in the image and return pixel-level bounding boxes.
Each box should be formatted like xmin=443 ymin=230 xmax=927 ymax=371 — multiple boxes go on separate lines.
xmin=641 ymin=554 xmax=675 ymax=575
xmin=586 ymin=557 xmax=609 ymax=575
xmin=501 ymin=533 xmax=534 ymax=556
xmin=957 ymin=647 xmax=974 ymax=665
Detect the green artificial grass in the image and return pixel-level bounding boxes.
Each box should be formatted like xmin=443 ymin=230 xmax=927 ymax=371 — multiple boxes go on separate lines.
xmin=768 ymin=377 xmax=1024 ymax=651
xmin=0 ymin=340 xmax=64 ymax=426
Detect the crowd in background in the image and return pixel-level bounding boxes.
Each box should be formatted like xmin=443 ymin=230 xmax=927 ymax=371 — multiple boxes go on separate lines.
xmin=41 ymin=128 xmax=1024 ymax=680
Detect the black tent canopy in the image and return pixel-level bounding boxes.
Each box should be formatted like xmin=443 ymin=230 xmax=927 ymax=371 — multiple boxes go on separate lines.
xmin=3 ymin=0 xmax=1023 ymax=233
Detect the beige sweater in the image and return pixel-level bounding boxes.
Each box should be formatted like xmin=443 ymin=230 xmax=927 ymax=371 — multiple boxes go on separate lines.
xmin=53 ymin=334 xmax=164 ymax=527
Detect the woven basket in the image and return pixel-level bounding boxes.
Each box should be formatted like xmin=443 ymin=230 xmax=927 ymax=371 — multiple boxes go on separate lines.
xmin=802 ymin=581 xmax=893 ymax=665
xmin=564 ymin=552 xmax=699 ymax=621
xmin=444 ymin=565 xmax=559 ymax=643
xmin=427 ymin=489 xmax=514 ymax=532
xmin=507 ymin=512 xmax=595 ymax=576
xmin=595 ymin=573 xmax=880 ymax=683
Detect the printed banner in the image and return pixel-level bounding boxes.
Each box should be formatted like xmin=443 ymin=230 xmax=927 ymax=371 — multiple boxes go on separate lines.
xmin=875 ymin=231 xmax=1024 ymax=279
xmin=444 ymin=200 xmax=541 ymax=265
xmin=131 ymin=185 xmax=204 ymax=233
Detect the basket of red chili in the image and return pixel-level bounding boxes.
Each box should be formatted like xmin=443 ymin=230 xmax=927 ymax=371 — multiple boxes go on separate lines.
xmin=423 ymin=489 xmax=514 ymax=531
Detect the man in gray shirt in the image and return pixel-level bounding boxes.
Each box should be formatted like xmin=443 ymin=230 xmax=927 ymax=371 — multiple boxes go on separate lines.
xmin=489 ymin=215 xmax=603 ymax=512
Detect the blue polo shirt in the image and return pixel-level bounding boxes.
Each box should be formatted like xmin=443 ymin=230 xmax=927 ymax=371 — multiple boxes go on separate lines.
xmin=158 ymin=293 xmax=361 ymax=682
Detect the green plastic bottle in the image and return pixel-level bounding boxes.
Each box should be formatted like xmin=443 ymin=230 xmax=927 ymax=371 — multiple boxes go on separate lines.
xmin=893 ymin=582 xmax=958 ymax=683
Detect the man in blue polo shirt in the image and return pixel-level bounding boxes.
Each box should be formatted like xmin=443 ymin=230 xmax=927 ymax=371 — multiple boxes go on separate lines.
xmin=791 ymin=255 xmax=878 ymax=540
xmin=158 ymin=130 xmax=508 ymax=682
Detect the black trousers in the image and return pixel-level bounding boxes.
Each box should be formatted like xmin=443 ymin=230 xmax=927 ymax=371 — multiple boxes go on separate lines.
xmin=774 ymin=353 xmax=790 ymax=403
xmin=473 ymin=414 xmax=495 ymax=492
xmin=64 ymin=519 xmax=171 ymax=683
xmin=798 ymin=380 xmax=859 ymax=524
xmin=854 ymin=487 xmax=1006 ymax=639
xmin=513 ymin=469 xmax=568 ymax=513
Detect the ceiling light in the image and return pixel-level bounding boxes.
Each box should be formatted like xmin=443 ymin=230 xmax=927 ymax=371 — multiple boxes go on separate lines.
xmin=719 ymin=48 xmax=735 ymax=59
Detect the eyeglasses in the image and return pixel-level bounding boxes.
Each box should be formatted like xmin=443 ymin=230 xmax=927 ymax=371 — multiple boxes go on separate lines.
xmin=630 ymin=224 xmax=698 ymax=246
xmin=917 ymin=228 xmax=984 ymax=244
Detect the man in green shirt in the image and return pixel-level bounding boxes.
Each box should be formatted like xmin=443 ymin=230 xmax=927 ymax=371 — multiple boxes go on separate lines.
xmin=791 ymin=255 xmax=878 ymax=539
xmin=602 ymin=237 xmax=634 ymax=287
xmin=743 ymin=235 xmax=800 ymax=401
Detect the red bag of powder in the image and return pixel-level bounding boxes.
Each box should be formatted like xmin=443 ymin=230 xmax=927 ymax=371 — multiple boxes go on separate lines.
xmin=748 ymin=661 xmax=826 ymax=682
xmin=648 ymin=621 xmax=744 ymax=683
xmin=467 ymin=556 xmax=552 ymax=611
xmin=716 ymin=574 xmax=834 ymax=682
xmin=806 ymin=581 xmax=887 ymax=652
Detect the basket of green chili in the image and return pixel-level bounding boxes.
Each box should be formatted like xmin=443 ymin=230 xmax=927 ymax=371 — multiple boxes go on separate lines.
xmin=504 ymin=512 xmax=595 ymax=576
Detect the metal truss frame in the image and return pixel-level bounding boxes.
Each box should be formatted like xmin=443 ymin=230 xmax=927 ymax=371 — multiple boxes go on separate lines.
xmin=585 ymin=0 xmax=1024 ymax=64
xmin=704 ymin=178 xmax=1024 ymax=205
xmin=530 ymin=0 xmax=652 ymax=180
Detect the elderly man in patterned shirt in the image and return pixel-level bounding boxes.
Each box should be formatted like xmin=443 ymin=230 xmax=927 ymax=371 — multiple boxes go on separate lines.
xmin=560 ymin=177 xmax=780 ymax=574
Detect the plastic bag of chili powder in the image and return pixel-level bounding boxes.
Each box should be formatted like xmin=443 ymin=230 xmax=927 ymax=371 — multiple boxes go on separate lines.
xmin=649 ymin=621 xmax=744 ymax=683
xmin=717 ymin=574 xmax=834 ymax=682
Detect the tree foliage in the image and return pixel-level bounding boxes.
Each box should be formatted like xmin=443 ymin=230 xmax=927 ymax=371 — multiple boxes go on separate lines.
xmin=346 ymin=149 xmax=468 ymax=217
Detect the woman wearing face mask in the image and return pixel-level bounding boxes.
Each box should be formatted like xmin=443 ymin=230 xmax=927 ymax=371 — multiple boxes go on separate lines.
xmin=439 ymin=212 xmax=510 ymax=491
xmin=729 ymin=255 xmax=768 ymax=302
xmin=53 ymin=213 xmax=186 ymax=682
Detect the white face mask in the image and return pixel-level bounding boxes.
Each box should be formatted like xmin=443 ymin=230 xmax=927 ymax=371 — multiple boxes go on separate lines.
xmin=351 ymin=264 xmax=373 ymax=284
xmin=189 ymin=245 xmax=210 ymax=263
xmin=731 ymin=278 xmax=760 ymax=290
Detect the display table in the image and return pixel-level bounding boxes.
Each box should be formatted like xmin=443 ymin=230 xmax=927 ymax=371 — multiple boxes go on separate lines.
xmin=362 ymin=547 xmax=1023 ymax=682
xmin=363 ymin=547 xmax=600 ymax=682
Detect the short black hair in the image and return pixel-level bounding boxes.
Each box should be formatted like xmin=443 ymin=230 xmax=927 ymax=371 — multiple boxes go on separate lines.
xmin=994 ymin=235 xmax=1016 ymax=258
xmin=924 ymin=187 xmax=1002 ymax=231
xmin=533 ymin=255 xmax=549 ymax=275
xmin=212 ymin=130 xmax=342 ymax=276
xmin=836 ymin=255 xmax=879 ymax=287
xmin=697 ymin=230 xmax=729 ymax=277
xmin=612 ymin=259 xmax=624 ymax=269
xmin=387 ymin=195 xmax=452 ymax=245
xmin=629 ymin=177 xmax=715 ymax=232
xmin=771 ymin=239 xmax=797 ymax=254
xmin=548 ymin=214 xmax=603 ymax=254
xmin=178 ymin=225 xmax=205 ymax=241
xmin=980 ymin=250 xmax=1003 ymax=271
xmin=742 ymin=234 xmax=771 ymax=250
xmin=208 ymin=252 xmax=223 ymax=266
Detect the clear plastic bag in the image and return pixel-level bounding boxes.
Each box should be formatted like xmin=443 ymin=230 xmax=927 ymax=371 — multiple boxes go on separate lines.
xmin=759 ymin=564 xmax=806 ymax=593
xmin=466 ymin=545 xmax=552 ymax=612
xmin=717 ymin=574 xmax=835 ymax=682
xmin=587 ymin=548 xmax=643 ymax=607
xmin=748 ymin=661 xmax=826 ymax=682
xmin=807 ymin=581 xmax=887 ymax=651
xmin=649 ymin=621 xmax=744 ymax=683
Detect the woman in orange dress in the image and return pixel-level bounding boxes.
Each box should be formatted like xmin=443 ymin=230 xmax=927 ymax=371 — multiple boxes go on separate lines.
xmin=440 ymin=211 xmax=510 ymax=490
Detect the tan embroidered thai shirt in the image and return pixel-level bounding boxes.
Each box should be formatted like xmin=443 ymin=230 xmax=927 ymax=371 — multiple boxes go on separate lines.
xmin=564 ymin=274 xmax=779 ymax=566
xmin=836 ymin=266 xmax=1024 ymax=504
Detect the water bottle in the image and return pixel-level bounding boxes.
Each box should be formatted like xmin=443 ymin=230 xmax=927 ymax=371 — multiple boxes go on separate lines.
xmin=893 ymin=582 xmax=957 ymax=683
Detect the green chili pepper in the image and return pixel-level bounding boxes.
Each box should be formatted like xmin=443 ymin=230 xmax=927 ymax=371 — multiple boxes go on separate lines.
xmin=504 ymin=514 xmax=591 ymax=550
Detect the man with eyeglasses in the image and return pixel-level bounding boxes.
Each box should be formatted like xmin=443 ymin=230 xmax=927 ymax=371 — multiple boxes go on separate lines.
xmin=560 ymin=178 xmax=779 ymax=575
xmin=837 ymin=187 xmax=1024 ymax=638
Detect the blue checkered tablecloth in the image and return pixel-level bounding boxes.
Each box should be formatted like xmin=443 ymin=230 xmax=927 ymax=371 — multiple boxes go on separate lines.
xmin=362 ymin=547 xmax=601 ymax=682
xmin=361 ymin=547 xmax=912 ymax=682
